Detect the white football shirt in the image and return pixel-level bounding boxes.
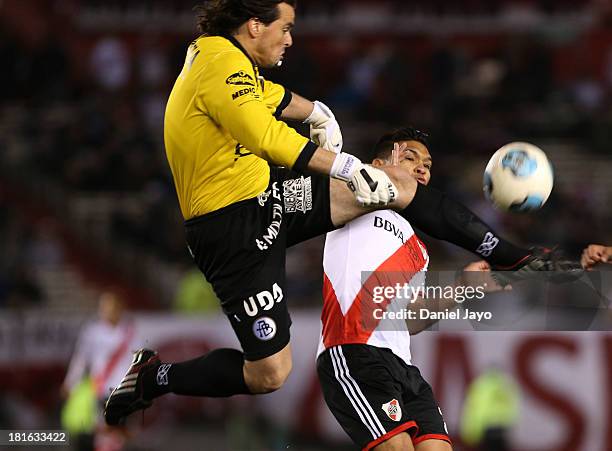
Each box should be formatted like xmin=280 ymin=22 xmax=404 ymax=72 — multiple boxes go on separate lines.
xmin=318 ymin=210 xmax=429 ymax=365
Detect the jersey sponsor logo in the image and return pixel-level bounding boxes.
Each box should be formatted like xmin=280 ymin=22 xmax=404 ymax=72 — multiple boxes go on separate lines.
xmin=257 ymin=191 xmax=270 ymax=207
xmin=243 ymin=283 xmax=284 ymax=317
xmin=256 ymin=203 xmax=283 ymax=250
xmin=382 ymin=399 xmax=402 ymax=421
xmin=225 ymin=70 xmax=255 ymax=87
xmin=232 ymin=87 xmax=256 ymax=100
xmin=256 ymin=183 xmax=283 ymax=249
xmin=253 ymin=316 xmax=277 ymax=341
xmin=257 ymin=182 xmax=281 ymax=207
xmin=283 ymin=177 xmax=313 ymax=213
xmin=373 ymin=216 xmax=404 ymax=243
xmin=156 ymin=364 xmax=172 ymax=386
xmin=476 ymin=232 xmax=499 ymax=257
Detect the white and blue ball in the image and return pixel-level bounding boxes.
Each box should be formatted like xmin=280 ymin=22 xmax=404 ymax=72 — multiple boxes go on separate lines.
xmin=483 ymin=142 xmax=554 ymax=212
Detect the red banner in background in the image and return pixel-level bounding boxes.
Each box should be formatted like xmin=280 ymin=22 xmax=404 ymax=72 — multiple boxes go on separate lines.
xmin=0 ymin=311 xmax=609 ymax=451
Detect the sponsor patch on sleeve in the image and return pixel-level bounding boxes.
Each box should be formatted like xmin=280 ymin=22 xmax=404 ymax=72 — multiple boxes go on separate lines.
xmin=225 ymin=70 xmax=255 ymax=86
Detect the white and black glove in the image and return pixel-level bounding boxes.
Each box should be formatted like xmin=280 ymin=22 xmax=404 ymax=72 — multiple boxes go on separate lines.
xmin=330 ymin=153 xmax=398 ymax=206
xmin=304 ymin=100 xmax=343 ymax=154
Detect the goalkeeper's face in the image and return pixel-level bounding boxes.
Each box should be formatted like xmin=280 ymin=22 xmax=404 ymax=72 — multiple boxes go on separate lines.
xmin=373 ymin=140 xmax=432 ymax=186
xmin=255 ymin=2 xmax=295 ymax=68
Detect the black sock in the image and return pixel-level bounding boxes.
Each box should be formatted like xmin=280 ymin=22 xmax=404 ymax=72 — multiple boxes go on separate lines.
xmin=143 ymin=348 xmax=251 ymax=399
xmin=401 ymin=184 xmax=530 ymax=268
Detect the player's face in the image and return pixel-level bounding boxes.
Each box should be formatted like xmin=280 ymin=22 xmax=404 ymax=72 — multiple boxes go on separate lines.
xmin=376 ymin=140 xmax=432 ymax=185
xmin=98 ymin=293 xmax=123 ymax=325
xmin=255 ymin=3 xmax=294 ymax=68
xmin=397 ymin=140 xmax=432 ymax=185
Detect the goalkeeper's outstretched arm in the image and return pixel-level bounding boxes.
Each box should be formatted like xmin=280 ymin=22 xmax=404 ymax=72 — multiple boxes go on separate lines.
xmin=407 ymin=260 xmax=509 ymax=335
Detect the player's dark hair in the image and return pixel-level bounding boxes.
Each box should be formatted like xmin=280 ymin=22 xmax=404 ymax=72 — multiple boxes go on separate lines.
xmin=369 ymin=127 xmax=430 ymax=162
xmin=195 ymin=0 xmax=297 ymax=36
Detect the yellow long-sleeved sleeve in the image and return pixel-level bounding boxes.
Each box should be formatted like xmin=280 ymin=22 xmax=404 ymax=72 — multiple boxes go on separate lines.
xmin=262 ymin=78 xmax=292 ymax=117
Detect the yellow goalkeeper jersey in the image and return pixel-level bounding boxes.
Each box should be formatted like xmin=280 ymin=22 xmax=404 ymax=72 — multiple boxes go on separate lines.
xmin=164 ymin=35 xmax=316 ymax=219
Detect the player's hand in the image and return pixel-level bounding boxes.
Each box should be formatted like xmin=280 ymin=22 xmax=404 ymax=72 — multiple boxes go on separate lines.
xmin=305 ymin=101 xmax=343 ymax=153
xmin=460 ymin=260 xmax=511 ymax=292
xmin=391 ymin=142 xmax=408 ymax=166
xmin=349 ymin=165 xmax=398 ymax=206
xmin=330 ymin=153 xmax=398 ymax=206
xmin=581 ymin=244 xmax=611 ymax=270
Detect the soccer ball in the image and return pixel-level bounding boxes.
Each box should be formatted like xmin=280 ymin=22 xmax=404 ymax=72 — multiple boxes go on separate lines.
xmin=483 ymin=142 xmax=554 ymax=212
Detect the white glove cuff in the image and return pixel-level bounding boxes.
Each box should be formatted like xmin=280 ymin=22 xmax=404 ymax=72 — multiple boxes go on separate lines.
xmin=304 ymin=100 xmax=331 ymax=126
xmin=331 ymin=153 xmax=361 ymax=182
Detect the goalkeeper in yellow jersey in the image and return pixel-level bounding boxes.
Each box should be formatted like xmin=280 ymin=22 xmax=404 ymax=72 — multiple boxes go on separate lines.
xmin=105 ymin=0 xmax=581 ymax=426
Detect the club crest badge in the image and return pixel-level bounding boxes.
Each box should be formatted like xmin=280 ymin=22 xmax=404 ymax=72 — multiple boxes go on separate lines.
xmin=382 ymin=399 xmax=402 ymax=422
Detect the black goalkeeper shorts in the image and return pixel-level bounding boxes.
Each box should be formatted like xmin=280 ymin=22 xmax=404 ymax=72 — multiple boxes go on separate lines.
xmin=185 ymin=167 xmax=334 ymax=361
xmin=317 ymin=344 xmax=451 ymax=450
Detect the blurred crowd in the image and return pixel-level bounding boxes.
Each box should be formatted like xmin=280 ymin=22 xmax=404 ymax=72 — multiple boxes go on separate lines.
xmin=0 ymin=194 xmax=45 ymax=308
xmin=1 ymin=0 xmax=611 ymax=309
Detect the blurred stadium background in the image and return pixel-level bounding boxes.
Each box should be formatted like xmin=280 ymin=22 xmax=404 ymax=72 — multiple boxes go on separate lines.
xmin=1 ymin=0 xmax=611 ymax=450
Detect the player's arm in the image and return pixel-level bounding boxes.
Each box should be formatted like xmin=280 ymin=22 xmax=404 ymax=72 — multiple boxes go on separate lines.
xmin=406 ymin=261 xmax=507 ymax=335
xmin=201 ymin=52 xmax=395 ymax=205
xmin=261 ymin=77 xmax=342 ymax=153
xmin=581 ymin=244 xmax=612 ymax=269
xmin=276 ymin=91 xmax=312 ymax=121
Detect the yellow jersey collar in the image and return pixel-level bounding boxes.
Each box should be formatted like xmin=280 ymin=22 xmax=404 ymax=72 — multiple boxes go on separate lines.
xmin=225 ymin=35 xmax=257 ymax=69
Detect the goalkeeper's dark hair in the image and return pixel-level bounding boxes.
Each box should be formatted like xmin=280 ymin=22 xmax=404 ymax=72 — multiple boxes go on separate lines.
xmin=369 ymin=127 xmax=430 ymax=162
xmin=195 ymin=0 xmax=297 ymax=37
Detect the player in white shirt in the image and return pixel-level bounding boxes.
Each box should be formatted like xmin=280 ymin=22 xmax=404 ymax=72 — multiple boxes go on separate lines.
xmin=317 ymin=127 xmax=505 ymax=451
xmin=63 ymin=292 xmax=136 ymax=451
xmin=63 ymin=293 xmax=136 ymax=399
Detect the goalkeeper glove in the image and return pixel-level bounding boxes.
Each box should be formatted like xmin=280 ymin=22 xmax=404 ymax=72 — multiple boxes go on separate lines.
xmin=304 ymin=101 xmax=343 ymax=154
xmin=330 ymin=153 xmax=398 ymax=206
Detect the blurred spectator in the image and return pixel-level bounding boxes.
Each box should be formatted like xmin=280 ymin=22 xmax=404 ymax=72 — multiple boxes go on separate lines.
xmin=1 ymin=264 xmax=43 ymax=309
xmin=571 ymin=71 xmax=605 ymax=113
xmin=90 ymin=37 xmax=131 ymax=92
xmin=460 ymin=368 xmax=520 ymax=451
xmin=366 ymin=45 xmax=414 ymax=123
xmin=62 ymin=291 xmax=138 ymax=451
xmin=24 ymin=220 xmax=64 ymax=268
xmin=0 ymin=200 xmax=46 ymax=309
